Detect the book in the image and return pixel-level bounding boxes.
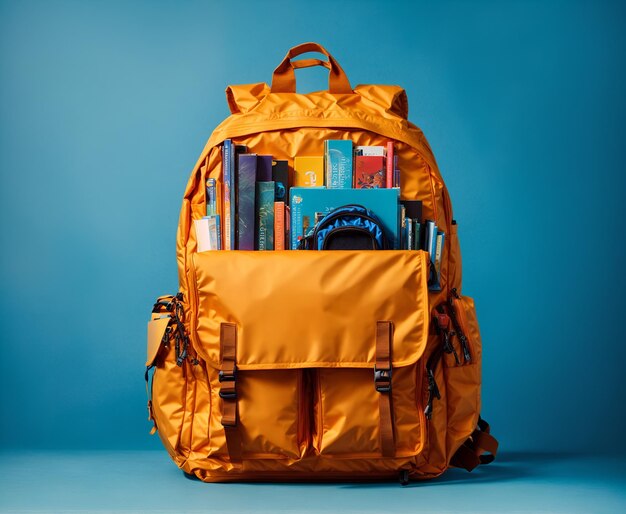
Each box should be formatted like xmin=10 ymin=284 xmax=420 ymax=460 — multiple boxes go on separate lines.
xmin=274 ymin=201 xmax=285 ymax=250
xmin=222 ymin=140 xmax=233 ymax=250
xmin=232 ymin=145 xmax=247 ymax=246
xmin=256 ymin=181 xmax=275 ymax=250
xmin=386 ymin=142 xmax=394 ymax=188
xmin=324 ymin=140 xmax=353 ymax=188
xmin=257 ymin=155 xmax=273 ymax=182
xmin=400 ymin=204 xmax=406 ymax=249
xmin=237 ymin=153 xmax=258 ymax=250
xmin=285 ymin=205 xmax=290 ymax=250
xmin=405 ymin=218 xmax=414 ymax=250
xmin=430 ymin=230 xmax=445 ymax=291
xmin=272 ymin=159 xmax=290 ymax=205
xmin=412 ymin=220 xmax=422 ymax=250
xmin=400 ymin=200 xmax=422 ymax=221
xmin=194 ymin=215 xmax=221 ymax=252
xmin=289 ymin=187 xmax=400 ymax=250
xmin=354 ymin=155 xmax=385 ymax=189
xmin=206 ymin=178 xmax=217 ymax=216
xmin=355 ymin=145 xmax=386 ymax=157
xmin=393 ymin=155 xmax=400 ymax=188
xmin=424 ymin=220 xmax=437 ymax=261
xmin=294 ymin=156 xmax=324 ymax=187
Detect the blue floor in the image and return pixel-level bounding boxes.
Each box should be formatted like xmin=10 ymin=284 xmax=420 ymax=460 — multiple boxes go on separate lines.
xmin=1 ymin=451 xmax=625 ymax=513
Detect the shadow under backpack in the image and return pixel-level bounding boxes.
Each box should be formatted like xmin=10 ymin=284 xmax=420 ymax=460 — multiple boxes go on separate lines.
xmin=145 ymin=42 xmax=498 ymax=485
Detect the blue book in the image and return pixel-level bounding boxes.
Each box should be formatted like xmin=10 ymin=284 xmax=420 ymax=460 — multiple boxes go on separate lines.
xmin=423 ymin=220 xmax=437 ymax=262
xmin=214 ymin=214 xmax=222 ymax=251
xmin=324 ymin=140 xmax=353 ymax=188
xmin=222 ymin=139 xmax=233 ymax=250
xmin=289 ymin=187 xmax=400 ymax=250
xmin=206 ymin=178 xmax=217 ymax=216
xmin=237 ymin=154 xmax=257 ymax=250
xmin=405 ymin=218 xmax=414 ymax=250
xmin=430 ymin=230 xmax=445 ymax=291
xmin=256 ymin=181 xmax=275 ymax=250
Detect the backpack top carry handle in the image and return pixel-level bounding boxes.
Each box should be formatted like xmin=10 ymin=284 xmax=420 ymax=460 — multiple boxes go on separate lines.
xmin=270 ymin=42 xmax=353 ymax=94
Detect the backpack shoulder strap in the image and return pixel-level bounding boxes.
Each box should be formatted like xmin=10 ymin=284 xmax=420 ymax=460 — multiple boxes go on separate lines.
xmin=450 ymin=416 xmax=499 ymax=472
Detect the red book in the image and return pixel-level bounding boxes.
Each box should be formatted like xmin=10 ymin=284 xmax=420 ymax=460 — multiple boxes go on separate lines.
xmin=354 ymin=156 xmax=385 ymax=189
xmin=274 ymin=201 xmax=285 ymax=250
xmin=386 ymin=141 xmax=394 ymax=188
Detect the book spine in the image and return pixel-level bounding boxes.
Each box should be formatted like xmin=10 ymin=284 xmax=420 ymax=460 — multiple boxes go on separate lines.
xmin=355 ymin=146 xmax=385 ymax=156
xmin=257 ymin=155 xmax=273 ymax=182
xmin=272 ymin=160 xmax=290 ymax=205
xmin=206 ymin=178 xmax=217 ymax=216
xmin=405 ymin=218 xmax=414 ymax=250
xmin=430 ymin=230 xmax=445 ymax=291
xmin=354 ymin=156 xmax=384 ymax=189
xmin=274 ymin=201 xmax=285 ymax=250
xmin=256 ymin=182 xmax=275 ymax=250
xmin=412 ymin=221 xmax=421 ymax=250
xmin=214 ymin=214 xmax=222 ymax=250
xmin=237 ymin=154 xmax=257 ymax=251
xmin=284 ymin=205 xmax=290 ymax=250
xmin=386 ymin=141 xmax=394 ymax=188
xmin=434 ymin=231 xmax=444 ymax=276
xmin=294 ymin=156 xmax=324 ymax=187
xmin=290 ymin=190 xmax=302 ymax=249
xmin=429 ymin=222 xmax=438 ymax=262
xmin=222 ymin=140 xmax=232 ymax=250
xmin=207 ymin=216 xmax=218 ymax=250
xmin=323 ymin=141 xmax=329 ymax=185
xmin=325 ymin=140 xmax=353 ymax=189
xmin=393 ymin=155 xmax=400 ymax=188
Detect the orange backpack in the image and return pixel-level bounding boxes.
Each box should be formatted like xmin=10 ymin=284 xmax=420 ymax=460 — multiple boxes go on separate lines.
xmin=145 ymin=42 xmax=498 ymax=484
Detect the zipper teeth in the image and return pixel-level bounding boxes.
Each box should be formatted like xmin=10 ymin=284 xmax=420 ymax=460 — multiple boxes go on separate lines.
xmin=187 ymin=256 xmax=202 ymax=361
xmin=416 ymin=358 xmax=427 ymax=451
xmin=452 ymin=297 xmax=473 ymax=360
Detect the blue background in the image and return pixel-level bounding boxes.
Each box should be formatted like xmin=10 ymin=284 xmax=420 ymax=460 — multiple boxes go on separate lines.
xmin=1 ymin=0 xmax=624 ymax=457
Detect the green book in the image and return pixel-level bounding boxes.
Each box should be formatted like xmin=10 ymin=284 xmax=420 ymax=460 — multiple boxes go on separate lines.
xmin=255 ymin=181 xmax=275 ymax=250
xmin=412 ymin=220 xmax=421 ymax=250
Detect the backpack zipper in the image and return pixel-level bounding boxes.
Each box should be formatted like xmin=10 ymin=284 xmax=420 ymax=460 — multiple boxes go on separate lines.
xmin=448 ymin=288 xmax=472 ymax=364
xmin=424 ymin=345 xmax=443 ymax=420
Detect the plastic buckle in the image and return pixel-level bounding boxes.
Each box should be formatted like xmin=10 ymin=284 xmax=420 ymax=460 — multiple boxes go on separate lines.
xmin=219 ymin=389 xmax=237 ymax=400
xmin=374 ymin=366 xmax=392 ymax=393
xmin=218 ymin=369 xmax=237 ymax=382
xmin=218 ymin=368 xmax=237 ymax=399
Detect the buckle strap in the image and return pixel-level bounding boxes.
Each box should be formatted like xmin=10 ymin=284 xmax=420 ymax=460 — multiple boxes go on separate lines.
xmin=375 ymin=321 xmax=395 ymax=458
xmin=219 ymin=323 xmax=242 ymax=462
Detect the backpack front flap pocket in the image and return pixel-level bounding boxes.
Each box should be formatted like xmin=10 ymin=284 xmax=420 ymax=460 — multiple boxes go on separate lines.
xmin=189 ymin=250 xmax=429 ymax=463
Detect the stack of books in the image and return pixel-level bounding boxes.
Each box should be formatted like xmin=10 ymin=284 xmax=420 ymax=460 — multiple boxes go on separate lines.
xmin=193 ymin=137 xmax=444 ymax=288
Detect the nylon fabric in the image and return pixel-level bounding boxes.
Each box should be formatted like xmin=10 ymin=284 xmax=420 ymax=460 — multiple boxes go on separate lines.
xmin=145 ymin=42 xmax=494 ymax=483
xmin=190 ymin=250 xmax=429 ymax=369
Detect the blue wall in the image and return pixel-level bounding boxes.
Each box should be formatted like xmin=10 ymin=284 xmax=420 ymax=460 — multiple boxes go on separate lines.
xmin=1 ymin=0 xmax=624 ymax=453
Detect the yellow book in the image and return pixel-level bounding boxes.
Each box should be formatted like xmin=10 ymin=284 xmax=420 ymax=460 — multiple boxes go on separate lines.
xmin=294 ymin=156 xmax=324 ymax=187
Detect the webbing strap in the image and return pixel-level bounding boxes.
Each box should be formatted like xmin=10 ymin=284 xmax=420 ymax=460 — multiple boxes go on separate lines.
xmin=451 ymin=416 xmax=499 ymax=471
xmin=375 ymin=321 xmax=395 ymax=458
xmin=219 ymin=323 xmax=242 ymax=463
